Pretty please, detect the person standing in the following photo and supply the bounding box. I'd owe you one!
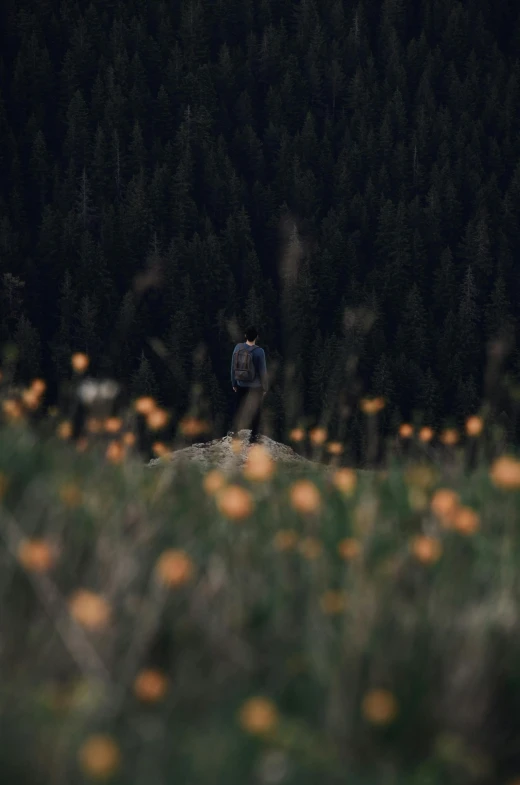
[229,326,268,444]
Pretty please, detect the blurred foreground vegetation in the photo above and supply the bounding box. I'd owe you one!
[2,397,520,785]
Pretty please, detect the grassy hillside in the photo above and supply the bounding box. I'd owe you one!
[2,395,520,785]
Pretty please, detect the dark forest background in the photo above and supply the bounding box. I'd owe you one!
[1,0,520,453]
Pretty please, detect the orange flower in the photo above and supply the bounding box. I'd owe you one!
[440,428,459,446]
[320,590,347,614]
[146,408,169,430]
[337,538,361,560]
[122,431,136,446]
[216,485,254,521]
[289,479,321,514]
[419,426,434,442]
[59,483,83,508]
[134,669,169,702]
[71,353,89,373]
[399,423,414,439]
[490,456,520,489]
[331,468,357,496]
[2,399,24,420]
[78,735,121,779]
[30,378,47,396]
[69,590,111,630]
[57,421,73,439]
[22,388,41,410]
[326,441,344,455]
[309,426,328,445]
[86,417,102,434]
[202,469,226,495]
[360,397,385,415]
[410,535,442,563]
[152,442,169,457]
[17,539,54,573]
[430,488,460,526]
[362,689,398,725]
[238,697,279,735]
[452,505,480,535]
[243,444,275,482]
[298,536,322,560]
[273,529,299,551]
[134,396,156,415]
[155,549,194,587]
[104,417,123,433]
[106,441,124,463]
[179,416,208,437]
[466,416,483,436]
[289,427,305,442]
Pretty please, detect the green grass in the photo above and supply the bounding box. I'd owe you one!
[2,418,520,785]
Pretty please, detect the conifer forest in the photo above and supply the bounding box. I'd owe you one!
[1,0,520,457]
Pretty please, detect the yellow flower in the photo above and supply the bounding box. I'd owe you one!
[419,426,434,442]
[399,423,414,438]
[466,415,483,436]
[239,697,279,735]
[78,735,121,779]
[309,426,327,445]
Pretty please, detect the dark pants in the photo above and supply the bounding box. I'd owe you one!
[233,386,264,441]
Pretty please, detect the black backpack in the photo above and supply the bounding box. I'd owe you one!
[233,344,257,382]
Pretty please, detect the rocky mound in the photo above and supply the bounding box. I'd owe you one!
[148,429,337,477]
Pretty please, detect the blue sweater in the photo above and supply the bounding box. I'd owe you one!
[231,343,268,392]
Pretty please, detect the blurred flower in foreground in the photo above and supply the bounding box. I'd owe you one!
[106,441,125,463]
[298,536,322,560]
[326,441,344,455]
[273,529,298,551]
[490,455,520,489]
[239,697,279,735]
[320,590,347,614]
[216,485,254,521]
[30,378,46,396]
[78,735,120,779]
[57,421,73,439]
[71,352,89,374]
[179,416,209,437]
[337,538,361,560]
[419,426,434,442]
[2,399,24,421]
[289,479,321,514]
[331,468,357,496]
[243,444,275,481]
[146,408,169,430]
[452,505,480,535]
[17,538,55,572]
[309,426,327,445]
[466,415,483,436]
[203,469,226,495]
[59,483,83,508]
[410,535,442,563]
[288,427,305,442]
[398,423,413,438]
[362,688,399,725]
[360,397,385,415]
[430,488,460,526]
[134,669,169,702]
[69,590,111,630]
[134,396,156,415]
[440,428,459,446]
[155,549,194,587]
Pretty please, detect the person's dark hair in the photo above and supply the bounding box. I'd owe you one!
[244,325,258,342]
